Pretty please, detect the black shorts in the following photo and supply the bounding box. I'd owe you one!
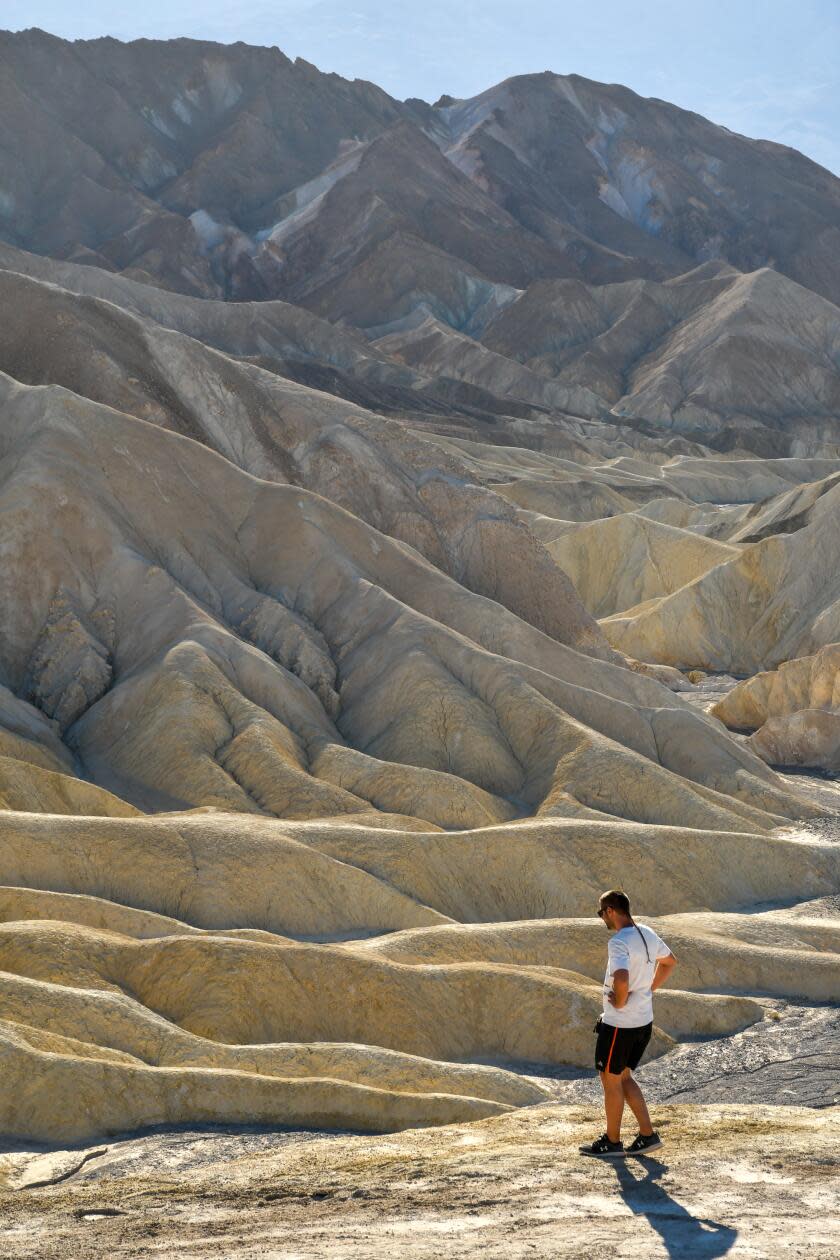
[594,1017,653,1075]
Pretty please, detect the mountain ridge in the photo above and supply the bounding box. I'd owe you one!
[3,28,840,307]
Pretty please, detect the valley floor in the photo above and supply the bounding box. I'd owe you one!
[1,1104,837,1259]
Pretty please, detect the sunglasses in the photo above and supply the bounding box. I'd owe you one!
[597,907,606,918]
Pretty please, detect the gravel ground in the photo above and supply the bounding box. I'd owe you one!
[537,1003,840,1109]
[679,674,744,714]
[1,1105,837,1259]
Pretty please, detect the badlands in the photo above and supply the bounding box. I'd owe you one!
[0,27,839,1257]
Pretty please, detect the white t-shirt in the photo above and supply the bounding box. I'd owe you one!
[601,923,671,1029]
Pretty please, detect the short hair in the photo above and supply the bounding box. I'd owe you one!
[599,889,630,915]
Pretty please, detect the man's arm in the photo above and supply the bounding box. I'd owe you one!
[607,968,630,1008]
[651,952,677,992]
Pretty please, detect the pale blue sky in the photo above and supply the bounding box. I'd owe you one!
[4,1,839,173]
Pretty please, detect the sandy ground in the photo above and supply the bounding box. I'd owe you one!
[0,1104,837,1258]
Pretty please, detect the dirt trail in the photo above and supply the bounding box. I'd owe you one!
[1,1104,837,1258]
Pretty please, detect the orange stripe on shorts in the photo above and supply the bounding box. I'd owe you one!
[605,1026,619,1073]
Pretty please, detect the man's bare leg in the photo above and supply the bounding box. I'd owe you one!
[599,1070,625,1142]
[621,1068,653,1136]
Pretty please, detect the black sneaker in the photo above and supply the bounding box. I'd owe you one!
[626,1131,663,1155]
[579,1133,625,1158]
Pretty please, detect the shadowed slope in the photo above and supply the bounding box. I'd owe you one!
[483,267,840,454]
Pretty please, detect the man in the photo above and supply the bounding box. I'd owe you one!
[579,889,677,1158]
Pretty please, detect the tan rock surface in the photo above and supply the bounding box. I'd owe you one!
[0,276,609,656]
[0,813,449,939]
[0,1030,510,1145]
[747,710,840,772]
[0,243,411,388]
[0,353,837,1148]
[0,918,614,1060]
[711,645,840,770]
[375,315,606,418]
[543,513,738,617]
[3,809,838,927]
[357,912,840,1005]
[0,756,139,817]
[0,974,548,1107]
[602,481,840,671]
[727,472,840,543]
[714,643,840,731]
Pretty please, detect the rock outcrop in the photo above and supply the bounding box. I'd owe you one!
[603,480,840,672]
[713,644,840,770]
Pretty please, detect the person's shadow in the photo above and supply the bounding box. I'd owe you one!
[609,1157,738,1258]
